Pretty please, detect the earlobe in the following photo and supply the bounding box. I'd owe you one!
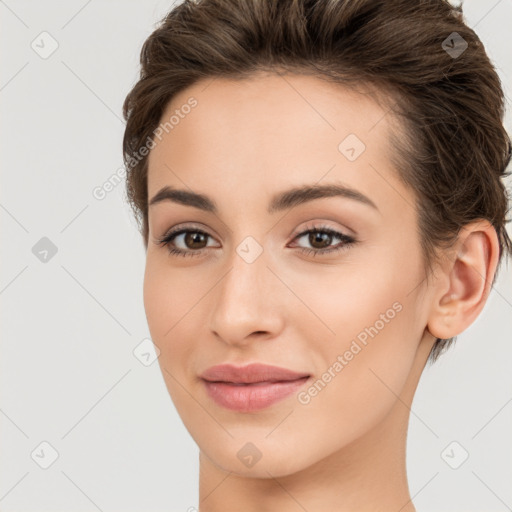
[426,221,499,340]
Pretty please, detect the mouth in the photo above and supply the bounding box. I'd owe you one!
[201,375,311,412]
[200,362,310,385]
[206,377,309,385]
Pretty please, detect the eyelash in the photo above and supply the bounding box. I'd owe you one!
[155,223,357,258]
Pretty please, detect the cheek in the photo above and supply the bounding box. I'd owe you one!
[143,257,199,406]
[290,294,419,453]
[143,258,170,338]
[143,254,210,372]
[143,256,190,378]
[314,240,422,347]
[143,254,198,337]
[287,252,421,407]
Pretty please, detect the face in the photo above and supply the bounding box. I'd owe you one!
[144,71,434,477]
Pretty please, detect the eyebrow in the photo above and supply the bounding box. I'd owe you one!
[148,183,379,214]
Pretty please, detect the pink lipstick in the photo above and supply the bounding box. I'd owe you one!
[200,363,310,412]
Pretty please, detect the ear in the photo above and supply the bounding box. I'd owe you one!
[427,220,500,340]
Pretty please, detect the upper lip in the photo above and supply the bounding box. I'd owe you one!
[200,363,310,384]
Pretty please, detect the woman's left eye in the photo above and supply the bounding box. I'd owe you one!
[290,226,356,257]
[156,225,356,258]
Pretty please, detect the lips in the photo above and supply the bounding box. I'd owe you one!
[200,362,310,384]
[200,363,311,412]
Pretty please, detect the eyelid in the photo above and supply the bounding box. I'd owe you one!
[158,221,350,243]
[158,222,218,242]
[290,221,352,241]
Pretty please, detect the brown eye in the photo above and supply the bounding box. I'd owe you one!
[183,231,208,249]
[156,227,217,257]
[308,231,333,249]
[291,225,357,257]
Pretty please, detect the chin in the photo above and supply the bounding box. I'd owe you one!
[195,430,322,479]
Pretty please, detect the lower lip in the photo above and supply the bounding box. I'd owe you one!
[202,377,310,412]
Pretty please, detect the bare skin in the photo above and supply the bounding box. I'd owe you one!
[143,71,499,511]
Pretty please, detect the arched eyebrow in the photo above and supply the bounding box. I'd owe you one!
[148,183,379,213]
[268,183,378,214]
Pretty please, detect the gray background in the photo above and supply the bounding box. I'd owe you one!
[1,0,511,510]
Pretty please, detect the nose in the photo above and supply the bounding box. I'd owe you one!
[208,246,286,347]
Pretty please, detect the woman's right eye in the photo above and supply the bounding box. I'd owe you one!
[156,228,217,257]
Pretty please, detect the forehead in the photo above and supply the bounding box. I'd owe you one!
[147,72,406,213]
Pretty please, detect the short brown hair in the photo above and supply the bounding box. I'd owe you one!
[122,0,512,364]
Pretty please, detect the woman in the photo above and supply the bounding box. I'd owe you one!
[122,0,511,510]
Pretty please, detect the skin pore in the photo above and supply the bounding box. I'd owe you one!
[143,71,499,512]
